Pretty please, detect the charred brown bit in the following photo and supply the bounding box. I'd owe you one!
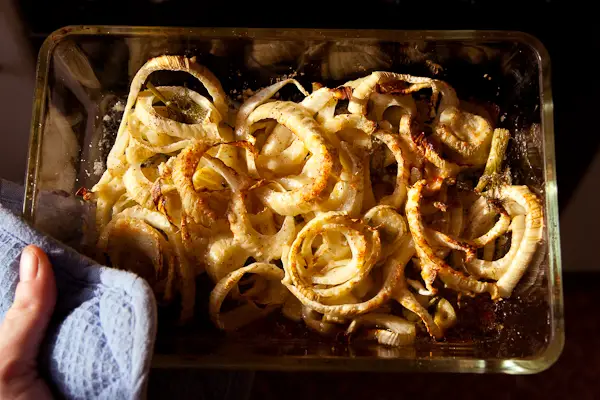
[76,187,94,201]
[376,81,410,94]
[332,85,353,100]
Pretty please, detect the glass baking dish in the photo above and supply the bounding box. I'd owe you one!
[24,26,563,373]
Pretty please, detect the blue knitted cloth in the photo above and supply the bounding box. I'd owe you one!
[0,180,157,399]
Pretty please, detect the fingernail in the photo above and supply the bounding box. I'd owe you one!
[20,248,39,282]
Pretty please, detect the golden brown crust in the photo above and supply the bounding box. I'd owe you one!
[91,63,544,343]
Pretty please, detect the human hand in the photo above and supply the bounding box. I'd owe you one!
[0,245,57,400]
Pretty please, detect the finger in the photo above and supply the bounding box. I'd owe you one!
[0,245,57,366]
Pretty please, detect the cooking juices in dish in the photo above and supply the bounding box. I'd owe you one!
[87,54,544,347]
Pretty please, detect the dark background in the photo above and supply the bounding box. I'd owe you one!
[11,0,600,398]
[15,0,599,211]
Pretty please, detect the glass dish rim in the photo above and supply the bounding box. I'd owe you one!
[24,25,564,374]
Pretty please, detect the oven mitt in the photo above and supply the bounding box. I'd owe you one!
[0,180,157,400]
[0,179,255,400]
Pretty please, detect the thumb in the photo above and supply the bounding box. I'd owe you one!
[0,245,57,371]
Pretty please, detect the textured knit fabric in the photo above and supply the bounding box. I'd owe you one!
[0,182,157,400]
[0,180,256,400]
